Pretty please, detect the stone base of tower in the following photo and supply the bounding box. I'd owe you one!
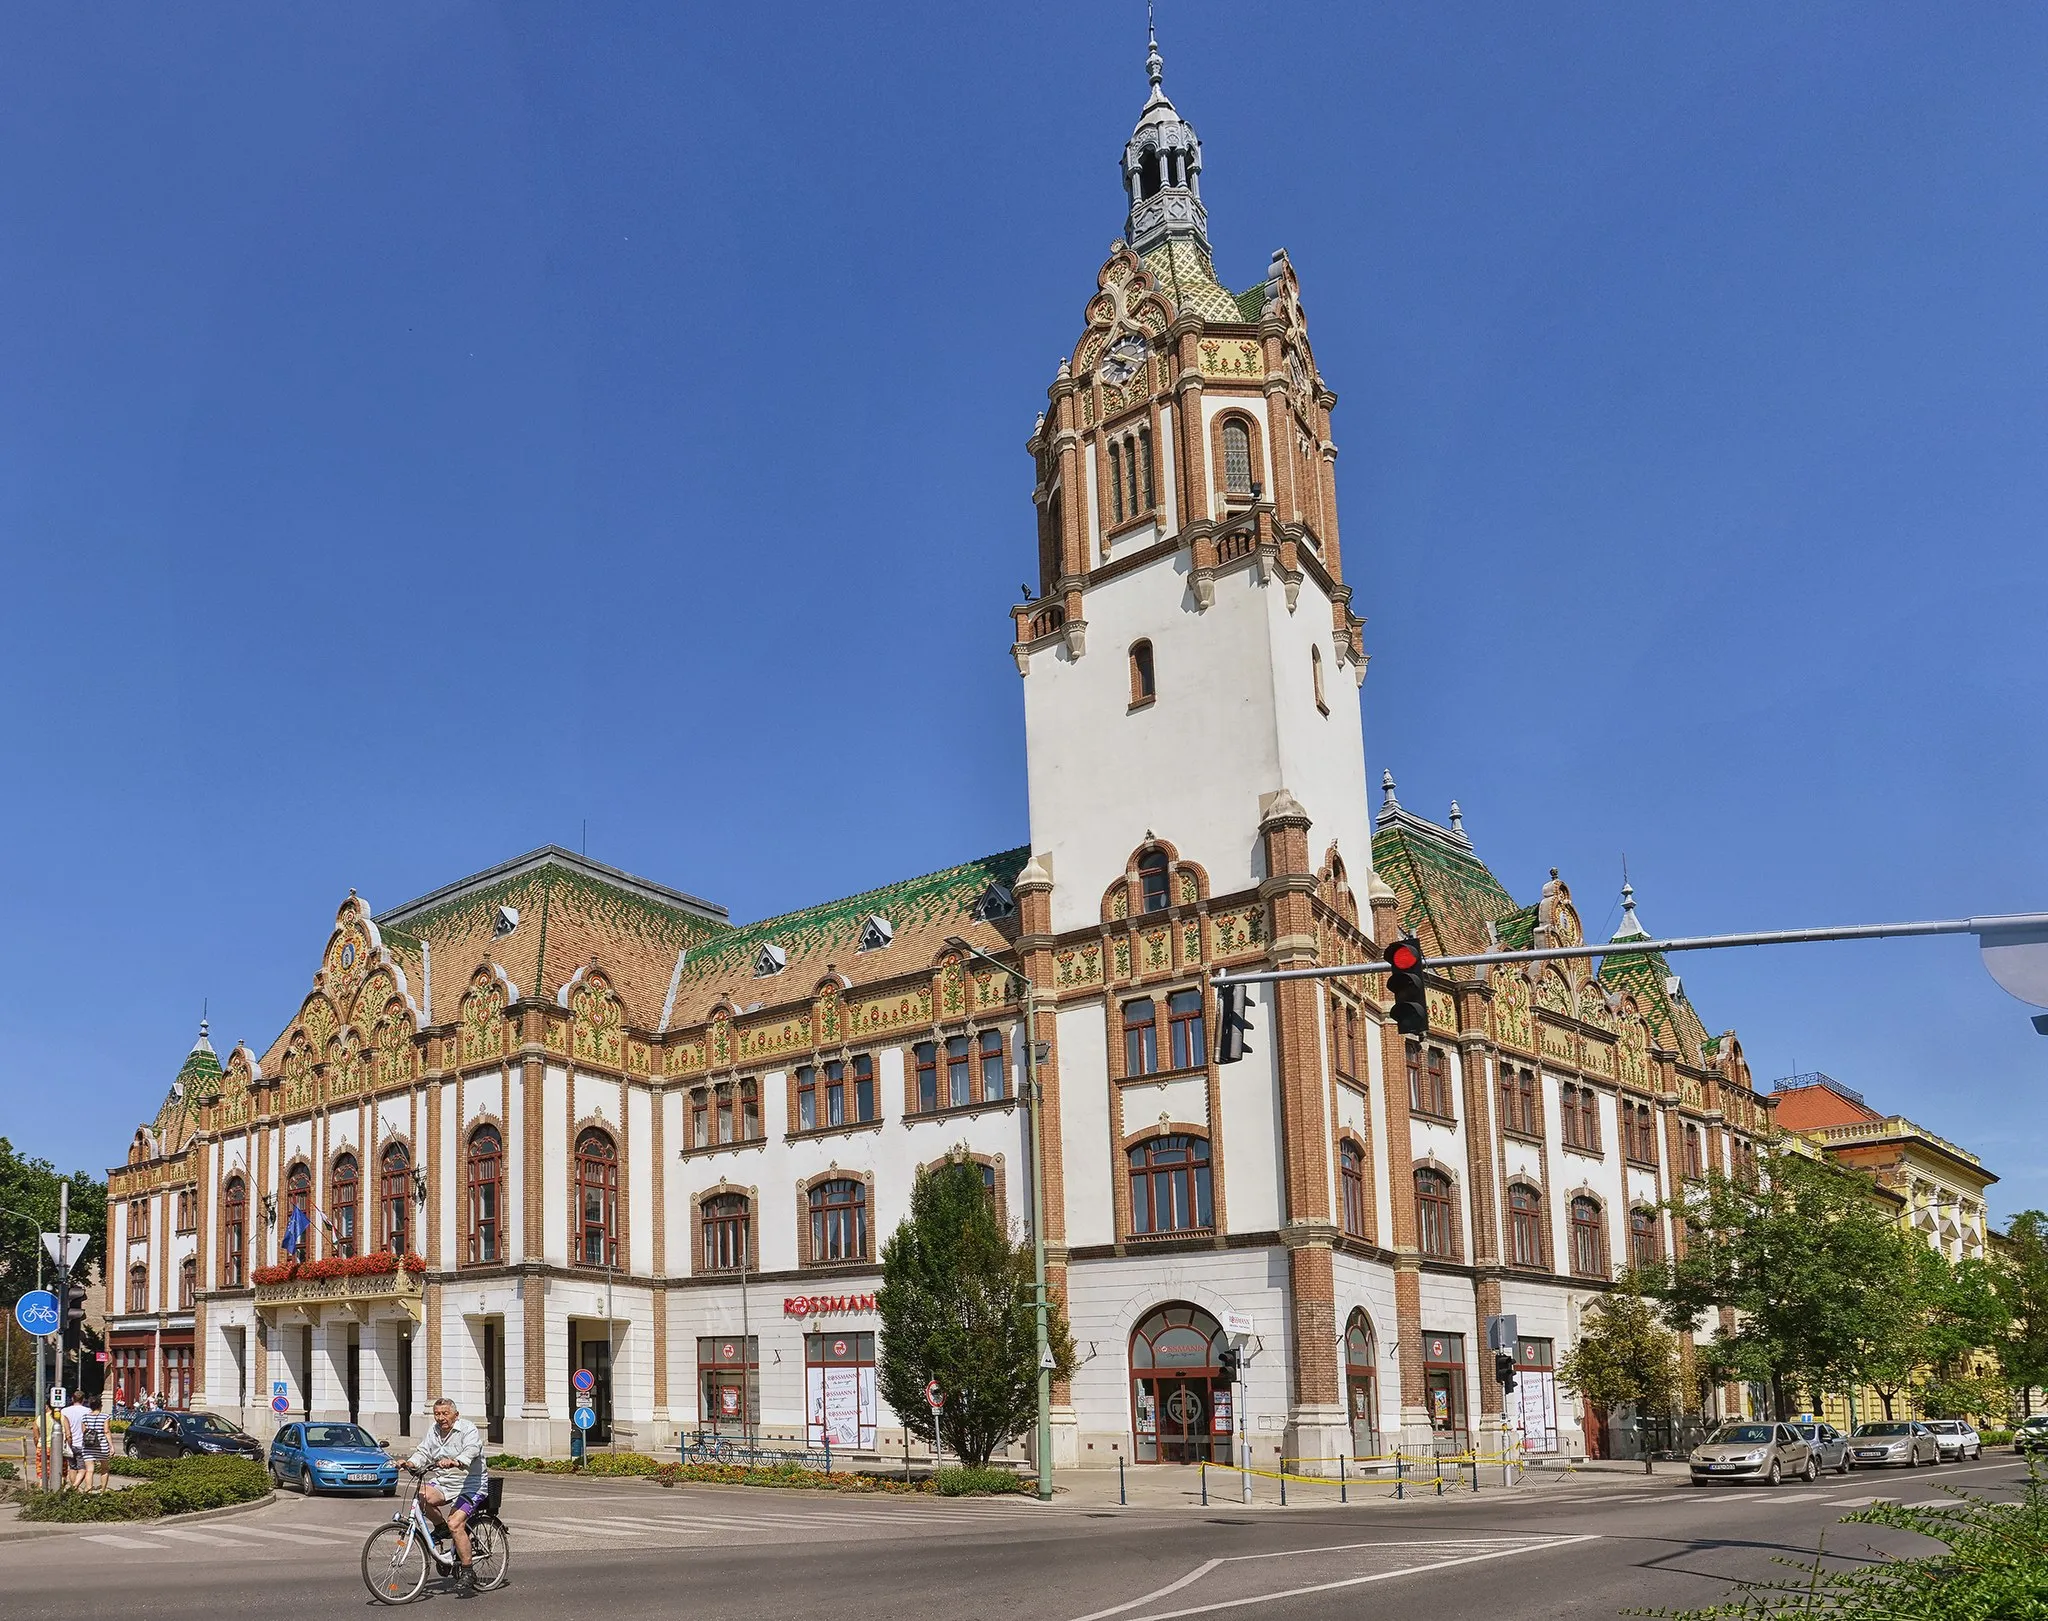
[1399,1405,1438,1460]
[1284,1405,1351,1476]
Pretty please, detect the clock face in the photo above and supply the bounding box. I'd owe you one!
[1099,334,1147,388]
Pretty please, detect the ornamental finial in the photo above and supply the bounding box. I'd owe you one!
[1380,767,1398,810]
[1146,1,1163,92]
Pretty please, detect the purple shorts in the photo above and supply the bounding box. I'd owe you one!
[449,1491,484,1520]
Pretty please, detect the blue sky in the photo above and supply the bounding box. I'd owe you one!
[3,4,2043,1214]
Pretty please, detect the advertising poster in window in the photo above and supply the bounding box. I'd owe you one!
[806,1365,878,1449]
[1516,1371,1559,1453]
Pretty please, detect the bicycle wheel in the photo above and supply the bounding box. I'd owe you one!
[468,1515,511,1591]
[362,1523,429,1605]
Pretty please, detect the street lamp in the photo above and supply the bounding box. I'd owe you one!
[947,935,1054,1503]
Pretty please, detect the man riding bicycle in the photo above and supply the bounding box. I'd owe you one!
[402,1397,485,1592]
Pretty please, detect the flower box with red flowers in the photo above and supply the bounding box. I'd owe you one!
[251,1252,427,1309]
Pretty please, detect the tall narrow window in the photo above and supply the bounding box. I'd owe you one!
[1570,1197,1606,1279]
[1683,1123,1703,1181]
[1508,1184,1544,1268]
[808,1178,868,1263]
[914,1042,938,1113]
[1425,1048,1451,1119]
[222,1175,246,1287]
[179,1256,196,1311]
[824,1060,848,1126]
[945,1036,972,1107]
[284,1162,311,1258]
[1517,1069,1541,1137]
[1123,432,1140,517]
[978,1031,1006,1102]
[128,1263,148,1314]
[380,1144,412,1256]
[1339,1143,1366,1238]
[1223,419,1252,494]
[1415,1170,1456,1259]
[1109,440,1126,523]
[1405,1041,1423,1114]
[1139,427,1155,510]
[796,1065,818,1131]
[130,1198,150,1245]
[1123,997,1159,1076]
[330,1153,359,1259]
[575,1128,618,1268]
[1629,1207,1661,1270]
[1167,989,1205,1071]
[466,1125,502,1265]
[1130,640,1156,705]
[1128,1135,1213,1235]
[715,1084,736,1144]
[1137,848,1170,912]
[852,1054,876,1121]
[740,1077,762,1140]
[691,1087,710,1148]
[702,1194,750,1274]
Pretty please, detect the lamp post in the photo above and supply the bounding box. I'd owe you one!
[947,936,1054,1502]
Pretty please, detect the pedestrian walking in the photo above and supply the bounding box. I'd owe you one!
[59,1392,90,1492]
[82,1394,111,1493]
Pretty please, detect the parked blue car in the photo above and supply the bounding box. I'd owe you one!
[266,1421,398,1496]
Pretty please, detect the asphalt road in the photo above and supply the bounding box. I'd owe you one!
[1,1454,2031,1620]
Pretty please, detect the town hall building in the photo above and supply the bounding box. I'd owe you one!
[105,32,1766,1469]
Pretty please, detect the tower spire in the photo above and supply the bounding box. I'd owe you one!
[1122,5,1208,256]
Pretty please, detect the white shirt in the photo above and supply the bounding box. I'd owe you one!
[407,1418,485,1497]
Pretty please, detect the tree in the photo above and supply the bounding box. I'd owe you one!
[876,1160,1076,1469]
[1993,1210,2048,1418]
[1649,1145,1904,1419]
[1557,1281,1684,1474]
[0,1137,107,1412]
[1848,1234,1950,1420]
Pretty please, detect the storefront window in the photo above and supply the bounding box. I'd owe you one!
[1129,1303,1227,1465]
[697,1336,759,1436]
[1422,1331,1468,1454]
[1515,1338,1559,1453]
[805,1332,877,1449]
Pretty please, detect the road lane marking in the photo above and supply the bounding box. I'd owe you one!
[232,1524,361,1545]
[81,1534,160,1549]
[1067,1534,1598,1621]
[143,1527,265,1547]
[1900,1499,1959,1508]
[520,1517,649,1537]
[1824,1495,1896,1508]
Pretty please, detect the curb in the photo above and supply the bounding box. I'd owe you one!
[0,1490,280,1542]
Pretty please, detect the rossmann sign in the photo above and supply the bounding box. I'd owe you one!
[783,1293,877,1318]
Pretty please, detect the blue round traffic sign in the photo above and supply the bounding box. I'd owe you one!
[271,1395,290,1415]
[572,1368,595,1393]
[573,1406,596,1429]
[13,1290,58,1338]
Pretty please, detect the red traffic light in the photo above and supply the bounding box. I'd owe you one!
[1385,938,1423,973]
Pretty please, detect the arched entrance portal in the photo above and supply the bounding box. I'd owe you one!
[1130,1304,1226,1464]
[1345,1310,1381,1459]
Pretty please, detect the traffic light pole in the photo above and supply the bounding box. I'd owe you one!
[1211,910,2048,988]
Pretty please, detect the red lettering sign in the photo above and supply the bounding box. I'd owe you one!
[783,1292,876,1317]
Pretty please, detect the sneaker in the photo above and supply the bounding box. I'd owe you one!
[455,1565,476,1595]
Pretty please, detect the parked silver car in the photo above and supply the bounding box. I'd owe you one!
[1689,1422,1817,1487]
[1923,1419,1981,1461]
[1848,1421,1941,1467]
[1788,1422,1852,1474]
[2015,1415,2048,1455]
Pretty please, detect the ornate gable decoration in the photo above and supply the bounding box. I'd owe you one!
[570,972,624,1068]
[460,968,510,1064]
[1074,245,1175,425]
[1491,966,1534,1052]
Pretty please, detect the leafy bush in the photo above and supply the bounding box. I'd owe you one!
[154,1455,269,1514]
[108,1456,169,1479]
[1630,1459,2048,1619]
[0,1460,16,1481]
[1983,1430,2016,1447]
[934,1466,1025,1496]
[18,1486,164,1522]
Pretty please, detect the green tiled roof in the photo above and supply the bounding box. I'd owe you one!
[1494,904,1538,950]
[677,848,1030,985]
[1370,824,1521,960]
[1599,941,1712,1058]
[1233,286,1268,321]
[1139,240,1247,324]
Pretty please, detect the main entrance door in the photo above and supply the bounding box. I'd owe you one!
[1344,1310,1380,1459]
[1130,1304,1226,1464]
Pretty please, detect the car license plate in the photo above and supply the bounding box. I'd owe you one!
[1707,1464,1735,1471]
[346,1472,379,1483]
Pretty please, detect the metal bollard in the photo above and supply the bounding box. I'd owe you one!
[1339,1452,1347,1505]
[1280,1463,1287,1506]
[1394,1449,1404,1501]
[1119,1452,1126,1507]
[823,1436,831,1474]
[1201,1460,1208,1506]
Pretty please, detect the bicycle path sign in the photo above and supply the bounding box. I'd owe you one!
[14,1290,58,1337]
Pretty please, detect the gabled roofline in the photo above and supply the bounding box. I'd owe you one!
[374,846,728,930]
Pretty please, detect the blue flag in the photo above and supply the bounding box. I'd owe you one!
[282,1203,310,1258]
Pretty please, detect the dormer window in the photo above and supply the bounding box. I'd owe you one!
[857,916,894,953]
[971,884,1016,922]
[1138,849,1171,914]
[753,944,787,978]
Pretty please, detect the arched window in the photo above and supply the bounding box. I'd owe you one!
[1130,640,1156,705]
[222,1175,246,1287]
[1507,1183,1544,1268]
[978,1031,1006,1101]
[466,1125,502,1265]
[1122,997,1159,1076]
[702,1193,750,1273]
[575,1128,618,1268]
[1222,419,1252,494]
[1629,1206,1661,1270]
[330,1153,359,1258]
[379,1143,412,1256]
[1139,147,1161,199]
[1570,1196,1606,1279]
[1339,1142,1366,1238]
[1137,849,1170,913]
[179,1255,196,1311]
[1344,1310,1381,1458]
[808,1178,868,1263]
[1129,1303,1225,1464]
[1415,1169,1456,1259]
[1127,1134,1213,1236]
[284,1162,312,1258]
[128,1263,148,1314]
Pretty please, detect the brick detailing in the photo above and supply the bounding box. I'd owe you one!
[521,1059,544,1259]
[1393,1264,1426,1409]
[652,1284,668,1413]
[1288,1244,1339,1406]
[523,1276,547,1406]
[1474,1275,1504,1418]
[425,1281,442,1399]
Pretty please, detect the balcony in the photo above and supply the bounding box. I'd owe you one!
[252,1255,426,1320]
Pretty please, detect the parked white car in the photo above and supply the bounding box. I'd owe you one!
[1848,1421,1941,1467]
[1923,1419,1981,1461]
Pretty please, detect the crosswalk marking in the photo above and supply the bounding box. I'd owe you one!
[519,1516,655,1537]
[144,1526,265,1547]
[1899,1499,1957,1509]
[1824,1495,1895,1508]
[81,1533,161,1549]
[230,1524,359,1546]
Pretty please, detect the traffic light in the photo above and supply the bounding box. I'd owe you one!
[1217,1346,1242,1386]
[1493,1348,1516,1395]
[1216,982,1255,1065]
[1385,937,1428,1037]
[61,1278,88,1352]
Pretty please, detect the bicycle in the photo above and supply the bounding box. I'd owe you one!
[680,1431,739,1466]
[362,1474,510,1603]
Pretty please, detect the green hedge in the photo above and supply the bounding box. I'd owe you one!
[1981,1429,2015,1447]
[18,1487,164,1522]
[108,1455,170,1479]
[934,1466,1026,1496]
[481,1449,1024,1496]
[154,1455,269,1514]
